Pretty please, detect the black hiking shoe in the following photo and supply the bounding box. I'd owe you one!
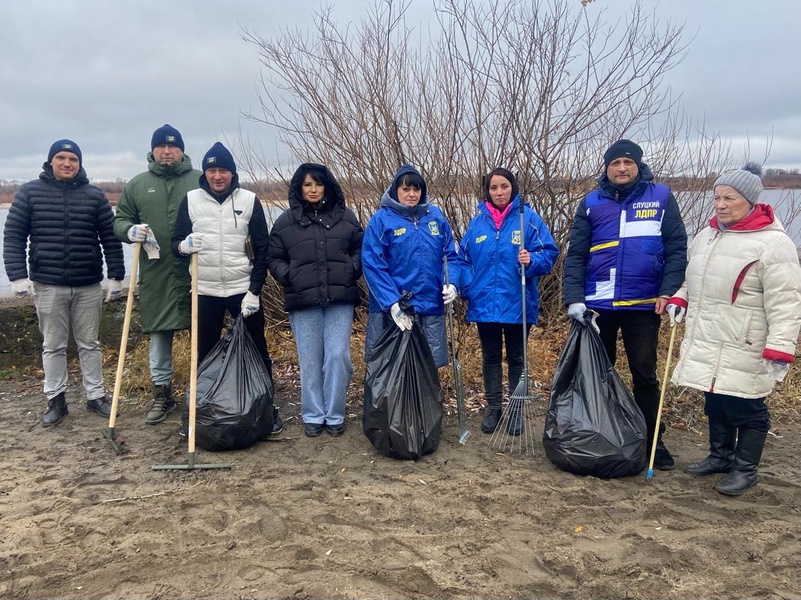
[42,393,68,427]
[326,422,345,437]
[303,422,324,437]
[481,406,502,434]
[654,439,675,471]
[271,406,283,435]
[146,384,175,425]
[506,409,524,437]
[86,396,113,418]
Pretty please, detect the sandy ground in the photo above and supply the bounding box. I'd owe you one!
[1,362,799,600]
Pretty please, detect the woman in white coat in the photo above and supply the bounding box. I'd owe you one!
[666,163,801,496]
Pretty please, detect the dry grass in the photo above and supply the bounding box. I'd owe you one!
[102,305,800,425]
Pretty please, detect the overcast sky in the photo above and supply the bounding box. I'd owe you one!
[1,0,799,182]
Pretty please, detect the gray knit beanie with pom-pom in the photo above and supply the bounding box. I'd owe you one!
[714,162,764,206]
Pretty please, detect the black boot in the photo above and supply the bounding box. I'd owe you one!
[145,383,175,425]
[506,403,524,436]
[42,393,68,427]
[480,363,503,434]
[715,429,767,496]
[686,417,735,475]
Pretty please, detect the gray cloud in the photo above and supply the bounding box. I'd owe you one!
[1,0,798,181]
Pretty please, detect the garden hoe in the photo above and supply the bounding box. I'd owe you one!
[489,193,540,455]
[647,321,677,479]
[444,256,470,445]
[105,242,140,455]
[152,254,232,471]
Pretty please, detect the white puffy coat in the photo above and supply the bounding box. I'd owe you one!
[187,187,255,297]
[670,205,801,398]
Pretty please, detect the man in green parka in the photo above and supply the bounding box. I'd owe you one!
[114,124,201,425]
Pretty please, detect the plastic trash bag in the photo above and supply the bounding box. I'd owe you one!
[543,320,647,478]
[182,315,274,451]
[363,319,443,460]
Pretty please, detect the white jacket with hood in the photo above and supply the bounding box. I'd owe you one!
[670,204,801,398]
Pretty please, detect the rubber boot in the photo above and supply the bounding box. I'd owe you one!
[145,383,175,425]
[481,364,503,434]
[42,393,68,427]
[685,417,736,475]
[715,429,767,496]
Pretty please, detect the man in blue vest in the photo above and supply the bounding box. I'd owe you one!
[563,139,687,470]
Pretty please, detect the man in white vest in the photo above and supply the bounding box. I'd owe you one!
[172,142,282,434]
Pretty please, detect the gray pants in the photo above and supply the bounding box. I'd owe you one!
[33,282,105,401]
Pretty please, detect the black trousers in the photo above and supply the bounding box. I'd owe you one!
[595,309,664,443]
[704,392,770,432]
[197,293,273,380]
[476,322,532,406]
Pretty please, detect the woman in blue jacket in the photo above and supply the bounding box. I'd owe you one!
[460,168,559,435]
[362,164,460,368]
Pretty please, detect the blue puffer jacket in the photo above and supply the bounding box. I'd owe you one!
[461,197,559,324]
[563,163,687,310]
[362,166,462,316]
[4,164,125,286]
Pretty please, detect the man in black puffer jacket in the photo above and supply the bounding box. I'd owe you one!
[3,139,125,427]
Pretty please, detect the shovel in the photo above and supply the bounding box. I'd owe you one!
[104,242,140,455]
[444,256,470,445]
[152,253,232,471]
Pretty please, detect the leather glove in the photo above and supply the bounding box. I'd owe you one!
[105,279,123,303]
[11,279,33,297]
[666,303,686,326]
[442,284,458,305]
[128,223,150,243]
[391,302,413,331]
[764,359,790,383]
[240,291,260,318]
[179,232,203,254]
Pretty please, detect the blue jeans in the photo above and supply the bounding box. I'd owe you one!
[289,304,354,426]
[149,330,175,386]
[32,282,105,401]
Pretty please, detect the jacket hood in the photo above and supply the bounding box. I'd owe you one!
[381,164,430,218]
[288,163,346,220]
[147,153,196,178]
[710,203,776,232]
[40,162,89,187]
[597,161,654,201]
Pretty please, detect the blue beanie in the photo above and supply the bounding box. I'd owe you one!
[48,139,82,166]
[604,139,643,168]
[151,124,185,152]
[202,142,236,175]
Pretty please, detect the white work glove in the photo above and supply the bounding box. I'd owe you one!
[128,223,151,243]
[442,284,458,305]
[666,303,686,326]
[567,302,587,321]
[567,302,600,334]
[391,302,413,331]
[11,279,33,297]
[764,359,790,383]
[105,279,123,303]
[179,232,203,254]
[143,237,160,260]
[240,291,260,318]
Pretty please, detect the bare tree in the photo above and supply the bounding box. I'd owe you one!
[240,0,763,322]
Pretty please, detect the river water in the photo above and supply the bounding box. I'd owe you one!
[0,190,798,296]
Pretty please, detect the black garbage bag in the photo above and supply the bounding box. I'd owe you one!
[543,320,647,478]
[182,315,274,451]
[363,319,443,460]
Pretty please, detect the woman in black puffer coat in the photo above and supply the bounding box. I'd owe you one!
[267,163,363,437]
